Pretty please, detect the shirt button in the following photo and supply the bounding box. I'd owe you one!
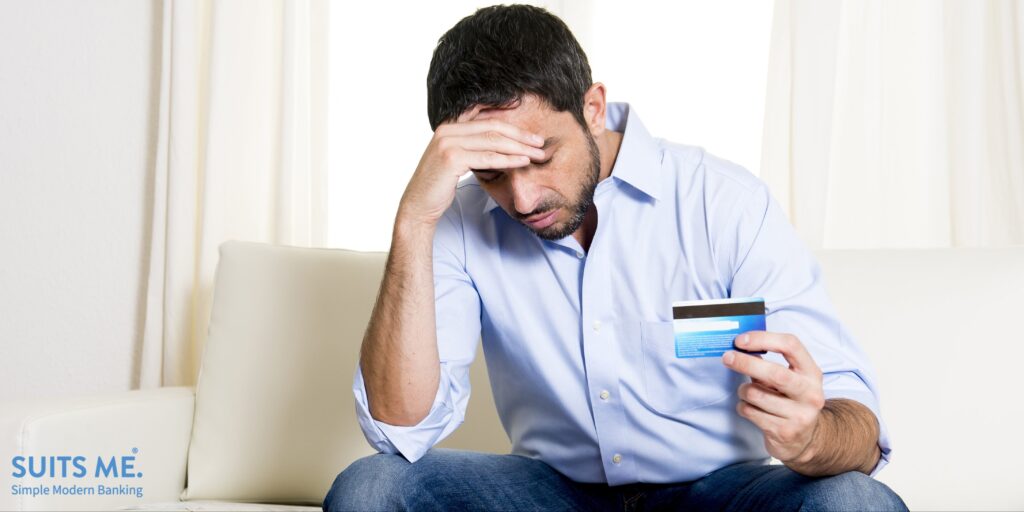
[599,390,610,401]
[592,320,601,332]
[612,454,622,464]
[576,251,584,258]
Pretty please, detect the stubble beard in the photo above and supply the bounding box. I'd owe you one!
[529,133,602,241]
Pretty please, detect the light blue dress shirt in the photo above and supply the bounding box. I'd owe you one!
[353,102,892,485]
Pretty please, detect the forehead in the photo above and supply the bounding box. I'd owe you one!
[470,95,576,137]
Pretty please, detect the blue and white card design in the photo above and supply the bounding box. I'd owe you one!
[672,297,767,358]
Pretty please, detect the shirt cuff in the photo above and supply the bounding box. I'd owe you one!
[352,362,463,463]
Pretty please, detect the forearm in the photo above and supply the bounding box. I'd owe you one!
[785,398,881,477]
[359,217,441,426]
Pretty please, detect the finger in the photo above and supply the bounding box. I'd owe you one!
[459,150,531,171]
[443,119,545,147]
[738,382,799,418]
[455,132,547,160]
[752,377,783,396]
[723,351,806,399]
[735,331,819,377]
[736,399,783,432]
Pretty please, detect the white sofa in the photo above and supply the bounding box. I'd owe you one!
[2,241,1022,511]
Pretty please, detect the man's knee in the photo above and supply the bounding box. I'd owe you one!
[804,471,908,512]
[322,449,493,512]
[322,452,412,512]
[323,448,576,511]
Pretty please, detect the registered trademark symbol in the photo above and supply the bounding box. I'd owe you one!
[132,447,139,454]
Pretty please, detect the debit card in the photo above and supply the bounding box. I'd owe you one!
[672,297,766,358]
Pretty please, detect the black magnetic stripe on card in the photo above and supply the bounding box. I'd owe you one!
[672,301,765,319]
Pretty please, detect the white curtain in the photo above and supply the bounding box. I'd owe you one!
[761,0,1024,249]
[140,0,328,388]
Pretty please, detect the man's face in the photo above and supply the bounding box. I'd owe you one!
[469,95,601,241]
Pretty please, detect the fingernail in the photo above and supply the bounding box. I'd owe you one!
[533,134,544,144]
[723,351,735,364]
[736,334,748,346]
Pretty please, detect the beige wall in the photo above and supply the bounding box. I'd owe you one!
[0,0,161,402]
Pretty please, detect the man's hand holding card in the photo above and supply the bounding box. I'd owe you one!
[672,297,827,471]
[724,330,826,468]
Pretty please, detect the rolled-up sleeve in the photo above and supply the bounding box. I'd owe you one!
[352,198,482,463]
[719,182,893,477]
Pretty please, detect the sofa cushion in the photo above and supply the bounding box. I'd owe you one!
[183,241,385,503]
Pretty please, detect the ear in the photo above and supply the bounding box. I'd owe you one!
[582,82,608,137]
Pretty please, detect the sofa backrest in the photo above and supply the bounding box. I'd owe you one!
[184,241,386,504]
[814,248,1024,511]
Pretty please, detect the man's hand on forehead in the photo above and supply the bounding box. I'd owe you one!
[467,106,559,174]
[396,102,547,226]
[434,106,551,173]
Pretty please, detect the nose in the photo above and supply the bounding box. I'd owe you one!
[509,172,543,216]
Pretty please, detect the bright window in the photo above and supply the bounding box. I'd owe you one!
[327,1,772,250]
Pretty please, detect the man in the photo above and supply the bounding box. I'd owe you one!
[325,5,907,511]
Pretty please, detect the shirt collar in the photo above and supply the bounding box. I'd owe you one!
[483,101,661,214]
[604,102,662,200]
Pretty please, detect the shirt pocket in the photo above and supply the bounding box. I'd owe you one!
[639,320,745,416]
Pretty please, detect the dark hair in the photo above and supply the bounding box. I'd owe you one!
[426,4,593,131]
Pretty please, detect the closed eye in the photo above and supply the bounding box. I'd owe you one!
[474,170,502,183]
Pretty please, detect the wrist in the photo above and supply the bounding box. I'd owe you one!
[791,414,825,466]
[783,403,831,476]
[393,212,437,242]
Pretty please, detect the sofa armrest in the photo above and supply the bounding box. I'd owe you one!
[0,387,195,511]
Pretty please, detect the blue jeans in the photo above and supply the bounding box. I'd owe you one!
[323,448,907,511]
